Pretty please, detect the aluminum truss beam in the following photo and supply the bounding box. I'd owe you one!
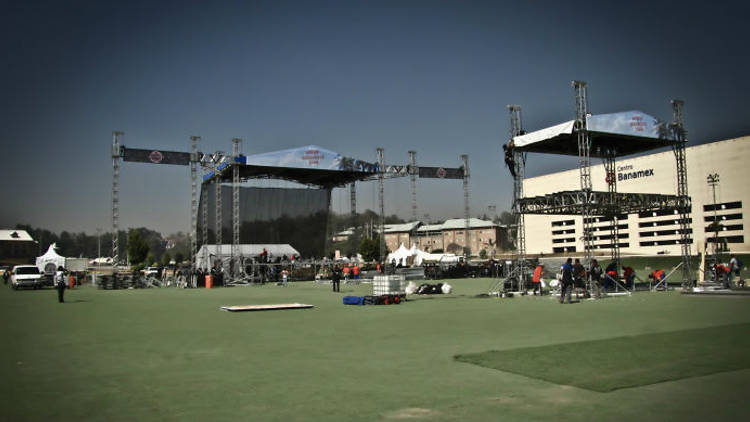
[518,191,685,216]
[573,81,595,268]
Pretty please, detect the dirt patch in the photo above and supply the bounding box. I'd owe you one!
[384,407,439,419]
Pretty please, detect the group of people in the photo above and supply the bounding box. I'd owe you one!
[555,258,643,303]
[713,254,745,289]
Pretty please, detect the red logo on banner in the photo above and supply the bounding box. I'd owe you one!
[149,150,164,164]
[605,171,615,185]
[436,167,447,178]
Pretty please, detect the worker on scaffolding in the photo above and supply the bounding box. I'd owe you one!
[503,142,516,178]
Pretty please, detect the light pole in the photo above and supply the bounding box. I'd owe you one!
[706,173,720,279]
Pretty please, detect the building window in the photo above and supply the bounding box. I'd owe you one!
[703,201,742,212]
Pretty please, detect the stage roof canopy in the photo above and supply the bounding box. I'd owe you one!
[513,111,676,158]
[205,145,378,188]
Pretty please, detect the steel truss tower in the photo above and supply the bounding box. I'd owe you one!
[190,136,200,267]
[232,138,242,275]
[409,151,418,222]
[462,154,470,260]
[602,147,620,273]
[215,166,223,247]
[508,105,528,290]
[377,148,385,264]
[670,100,694,287]
[573,81,595,271]
[349,182,356,219]
[111,131,123,264]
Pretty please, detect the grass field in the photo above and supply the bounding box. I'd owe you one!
[2,279,750,421]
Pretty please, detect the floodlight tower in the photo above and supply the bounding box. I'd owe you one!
[707,173,720,278]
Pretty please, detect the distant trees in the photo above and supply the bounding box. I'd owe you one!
[127,230,150,265]
[358,235,381,262]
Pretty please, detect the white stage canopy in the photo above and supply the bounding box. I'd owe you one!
[512,111,674,157]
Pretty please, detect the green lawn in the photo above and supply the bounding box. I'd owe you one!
[2,279,750,421]
[456,323,750,392]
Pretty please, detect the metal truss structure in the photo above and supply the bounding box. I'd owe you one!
[503,81,694,292]
[112,135,470,281]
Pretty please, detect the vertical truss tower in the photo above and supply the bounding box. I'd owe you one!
[377,148,386,263]
[670,100,694,287]
[232,138,242,274]
[111,131,123,264]
[508,105,528,290]
[573,81,595,268]
[190,136,200,265]
[409,151,418,223]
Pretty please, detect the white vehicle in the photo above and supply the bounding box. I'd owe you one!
[142,267,161,278]
[11,265,43,290]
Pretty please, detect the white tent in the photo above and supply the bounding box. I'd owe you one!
[386,243,412,266]
[387,243,460,267]
[194,244,300,269]
[36,243,66,273]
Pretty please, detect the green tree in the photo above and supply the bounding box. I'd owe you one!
[358,235,381,262]
[161,252,171,266]
[127,229,150,265]
[145,253,156,266]
[479,249,487,259]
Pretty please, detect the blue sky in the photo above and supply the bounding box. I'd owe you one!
[1,0,748,234]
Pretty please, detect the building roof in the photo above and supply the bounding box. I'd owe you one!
[416,224,444,232]
[440,218,497,230]
[0,230,34,242]
[382,222,421,233]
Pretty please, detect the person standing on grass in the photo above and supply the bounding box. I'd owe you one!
[730,254,744,287]
[55,266,66,303]
[2,268,9,285]
[560,258,573,304]
[590,259,603,299]
[331,266,341,292]
[281,269,289,287]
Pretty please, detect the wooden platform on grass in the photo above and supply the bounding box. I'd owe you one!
[220,303,314,312]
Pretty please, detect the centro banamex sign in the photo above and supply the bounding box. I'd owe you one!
[617,164,655,181]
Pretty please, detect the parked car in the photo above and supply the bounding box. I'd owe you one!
[11,265,43,290]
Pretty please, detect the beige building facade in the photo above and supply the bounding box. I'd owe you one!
[384,219,508,257]
[523,136,750,255]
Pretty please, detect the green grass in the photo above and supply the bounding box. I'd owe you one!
[2,279,750,421]
[456,323,750,392]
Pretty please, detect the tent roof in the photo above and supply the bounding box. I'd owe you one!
[513,111,676,158]
[0,230,34,242]
[38,243,64,260]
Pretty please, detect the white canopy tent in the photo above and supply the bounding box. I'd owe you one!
[194,244,300,270]
[387,243,460,267]
[36,243,66,273]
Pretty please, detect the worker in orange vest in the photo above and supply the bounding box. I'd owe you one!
[68,273,75,289]
[342,265,350,282]
[531,264,543,295]
[352,264,360,280]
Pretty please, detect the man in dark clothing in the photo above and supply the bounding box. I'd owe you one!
[590,259,603,299]
[331,267,341,292]
[503,143,516,178]
[560,258,574,304]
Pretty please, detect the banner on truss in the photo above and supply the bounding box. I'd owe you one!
[586,111,667,139]
[418,166,465,179]
[122,148,192,165]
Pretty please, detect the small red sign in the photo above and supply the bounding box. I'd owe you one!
[149,150,163,164]
[436,167,447,178]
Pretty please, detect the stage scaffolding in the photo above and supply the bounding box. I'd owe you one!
[504,81,694,292]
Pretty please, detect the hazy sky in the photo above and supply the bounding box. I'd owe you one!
[2,0,749,235]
